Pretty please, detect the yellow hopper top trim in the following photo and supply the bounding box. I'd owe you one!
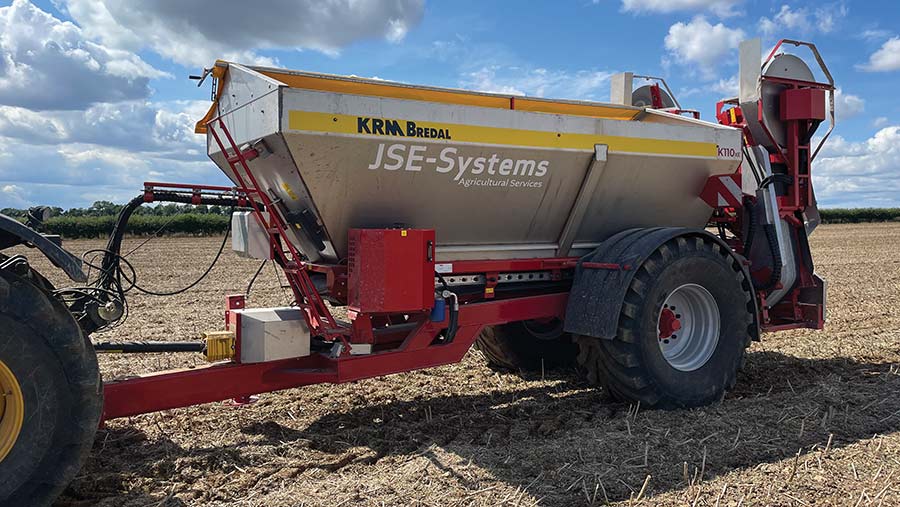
[260,69,641,121]
[195,63,643,134]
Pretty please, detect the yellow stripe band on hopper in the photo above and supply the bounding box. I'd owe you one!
[288,111,718,158]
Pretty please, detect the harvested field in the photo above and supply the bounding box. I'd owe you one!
[16,223,900,506]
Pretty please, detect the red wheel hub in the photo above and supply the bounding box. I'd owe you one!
[658,308,682,339]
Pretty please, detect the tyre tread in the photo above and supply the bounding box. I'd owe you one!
[475,321,577,372]
[575,234,754,409]
[0,272,102,507]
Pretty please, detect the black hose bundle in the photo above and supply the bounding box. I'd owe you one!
[759,223,783,291]
[57,192,246,333]
[742,197,756,256]
[434,272,459,343]
[738,197,782,293]
[443,291,459,343]
[759,173,793,190]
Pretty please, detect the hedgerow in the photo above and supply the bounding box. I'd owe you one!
[818,208,900,223]
[44,214,230,238]
[14,208,900,239]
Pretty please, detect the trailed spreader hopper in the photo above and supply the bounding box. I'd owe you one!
[198,63,743,262]
[1,38,836,506]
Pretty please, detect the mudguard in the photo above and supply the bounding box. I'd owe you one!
[563,227,759,340]
[0,214,87,282]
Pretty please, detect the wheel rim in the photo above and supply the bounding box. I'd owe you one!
[657,283,720,372]
[0,359,24,462]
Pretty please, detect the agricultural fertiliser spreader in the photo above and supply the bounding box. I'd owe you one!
[0,39,834,505]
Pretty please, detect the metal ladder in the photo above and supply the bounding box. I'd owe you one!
[205,118,341,338]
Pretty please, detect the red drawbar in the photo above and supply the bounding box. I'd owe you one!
[101,292,568,421]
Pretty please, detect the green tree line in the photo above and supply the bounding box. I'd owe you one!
[819,208,900,223]
[1,201,231,238]
[44,214,230,238]
[1,200,234,219]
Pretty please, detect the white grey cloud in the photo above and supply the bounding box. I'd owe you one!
[460,66,615,101]
[758,4,847,36]
[664,17,745,79]
[0,97,215,206]
[0,0,167,110]
[0,135,226,208]
[813,7,840,33]
[861,29,891,41]
[860,36,900,72]
[620,0,742,17]
[0,100,208,157]
[56,0,425,68]
[711,76,739,98]
[0,181,157,210]
[834,88,864,120]
[760,5,808,34]
[0,183,29,208]
[815,126,900,207]
[0,1,214,209]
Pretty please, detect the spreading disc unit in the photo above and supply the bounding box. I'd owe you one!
[742,52,817,150]
[631,84,676,109]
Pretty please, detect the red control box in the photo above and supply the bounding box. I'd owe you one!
[780,88,826,121]
[348,228,436,314]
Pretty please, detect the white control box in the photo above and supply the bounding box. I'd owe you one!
[231,211,272,259]
[235,307,310,363]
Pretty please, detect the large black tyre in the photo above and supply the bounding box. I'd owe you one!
[475,320,578,372]
[575,235,754,409]
[0,270,103,507]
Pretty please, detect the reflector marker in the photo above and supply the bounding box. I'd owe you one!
[700,173,744,209]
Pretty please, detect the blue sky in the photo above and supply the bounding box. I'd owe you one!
[0,0,898,209]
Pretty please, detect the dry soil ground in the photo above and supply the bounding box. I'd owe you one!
[16,223,900,506]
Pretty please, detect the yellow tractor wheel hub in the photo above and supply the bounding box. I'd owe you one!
[0,359,24,462]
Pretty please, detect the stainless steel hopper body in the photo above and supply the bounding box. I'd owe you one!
[206,64,742,263]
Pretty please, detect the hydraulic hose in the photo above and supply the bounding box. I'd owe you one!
[742,197,756,257]
[98,191,249,289]
[441,289,459,343]
[754,174,790,292]
[759,223,783,291]
[759,173,793,190]
[62,191,253,333]
[93,341,204,353]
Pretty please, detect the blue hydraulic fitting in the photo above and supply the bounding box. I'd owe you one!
[430,296,446,322]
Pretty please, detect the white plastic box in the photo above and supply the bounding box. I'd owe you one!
[234,307,310,363]
[231,211,272,260]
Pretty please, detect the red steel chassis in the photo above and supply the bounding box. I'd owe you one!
[102,122,585,421]
[100,40,830,421]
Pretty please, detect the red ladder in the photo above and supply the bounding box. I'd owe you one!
[206,118,342,338]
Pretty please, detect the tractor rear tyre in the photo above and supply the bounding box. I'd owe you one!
[575,236,754,409]
[475,320,578,372]
[0,270,103,507]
